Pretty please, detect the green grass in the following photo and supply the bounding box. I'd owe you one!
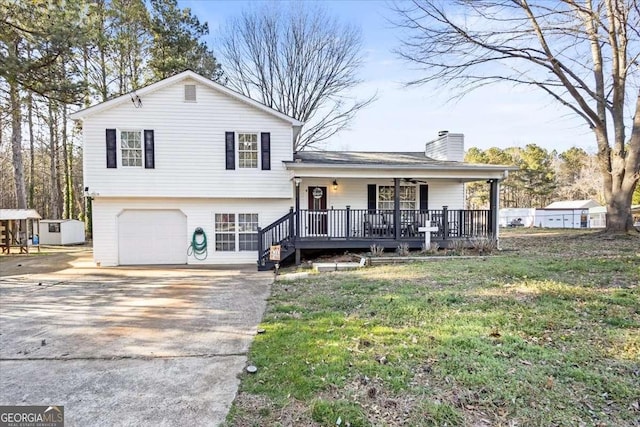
[227,230,640,426]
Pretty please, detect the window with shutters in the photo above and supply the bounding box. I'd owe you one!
[237,133,258,168]
[377,186,416,210]
[120,130,143,167]
[215,213,259,252]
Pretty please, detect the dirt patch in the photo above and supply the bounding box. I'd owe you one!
[0,247,93,277]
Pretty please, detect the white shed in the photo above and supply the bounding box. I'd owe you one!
[39,219,85,245]
[536,200,601,228]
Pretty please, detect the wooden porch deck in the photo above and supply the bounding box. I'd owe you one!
[257,207,495,270]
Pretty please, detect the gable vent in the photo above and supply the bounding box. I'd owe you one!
[184,84,196,102]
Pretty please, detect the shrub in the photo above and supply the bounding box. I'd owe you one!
[450,239,467,255]
[421,241,440,255]
[369,243,384,257]
[396,242,410,256]
[470,236,498,254]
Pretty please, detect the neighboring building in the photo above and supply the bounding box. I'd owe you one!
[0,209,41,254]
[71,70,514,269]
[535,200,601,229]
[39,219,85,245]
[588,206,607,228]
[499,208,536,228]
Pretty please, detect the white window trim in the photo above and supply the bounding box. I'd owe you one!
[214,212,259,252]
[118,129,144,168]
[377,185,417,210]
[184,84,197,103]
[236,131,260,169]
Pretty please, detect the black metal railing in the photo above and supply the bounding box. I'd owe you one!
[296,207,491,240]
[257,208,296,268]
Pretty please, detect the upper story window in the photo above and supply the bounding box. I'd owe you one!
[378,186,416,210]
[120,130,142,167]
[238,133,258,168]
[184,84,196,102]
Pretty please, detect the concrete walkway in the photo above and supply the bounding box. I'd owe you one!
[0,250,272,427]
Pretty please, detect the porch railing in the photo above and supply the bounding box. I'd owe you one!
[297,207,491,240]
[257,208,296,269]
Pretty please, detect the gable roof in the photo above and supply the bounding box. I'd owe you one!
[287,151,515,171]
[69,70,304,126]
[545,200,600,209]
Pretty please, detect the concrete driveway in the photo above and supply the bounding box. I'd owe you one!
[0,249,272,426]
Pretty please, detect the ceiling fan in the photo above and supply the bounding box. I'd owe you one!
[403,178,428,184]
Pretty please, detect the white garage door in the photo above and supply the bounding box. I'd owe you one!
[118,210,187,265]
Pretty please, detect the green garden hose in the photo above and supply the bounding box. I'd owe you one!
[187,227,208,260]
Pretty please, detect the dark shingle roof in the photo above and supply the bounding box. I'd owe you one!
[291,151,456,166]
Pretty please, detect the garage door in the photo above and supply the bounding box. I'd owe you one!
[118,210,187,265]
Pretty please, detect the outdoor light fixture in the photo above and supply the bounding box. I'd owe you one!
[332,180,338,190]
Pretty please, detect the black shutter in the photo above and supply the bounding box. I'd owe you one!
[106,129,117,168]
[260,132,271,170]
[367,184,376,212]
[225,132,235,170]
[420,184,429,210]
[144,130,155,169]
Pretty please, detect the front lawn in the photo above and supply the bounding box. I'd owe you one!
[227,229,640,426]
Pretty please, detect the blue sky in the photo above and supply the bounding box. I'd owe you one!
[180,0,596,154]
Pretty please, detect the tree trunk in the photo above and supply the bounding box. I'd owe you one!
[9,78,27,210]
[27,91,35,208]
[48,100,61,219]
[62,104,74,219]
[604,93,640,233]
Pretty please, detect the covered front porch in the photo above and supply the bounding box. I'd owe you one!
[257,176,501,270]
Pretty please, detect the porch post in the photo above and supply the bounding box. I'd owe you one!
[489,179,499,237]
[394,178,401,240]
[294,178,301,265]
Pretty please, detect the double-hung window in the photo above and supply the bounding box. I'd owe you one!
[215,214,236,251]
[238,133,258,168]
[238,214,258,251]
[120,130,143,167]
[377,186,417,210]
[215,213,259,251]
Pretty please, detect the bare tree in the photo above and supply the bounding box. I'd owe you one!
[220,4,375,151]
[392,0,640,233]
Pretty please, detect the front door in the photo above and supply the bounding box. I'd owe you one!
[308,186,327,235]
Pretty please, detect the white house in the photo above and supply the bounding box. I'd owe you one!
[39,219,85,245]
[535,200,601,229]
[71,70,513,269]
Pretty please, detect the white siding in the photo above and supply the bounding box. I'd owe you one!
[92,197,292,266]
[39,220,85,245]
[298,178,464,210]
[81,78,294,199]
[425,133,464,162]
[535,209,588,228]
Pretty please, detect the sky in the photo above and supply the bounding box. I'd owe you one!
[180,0,597,154]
